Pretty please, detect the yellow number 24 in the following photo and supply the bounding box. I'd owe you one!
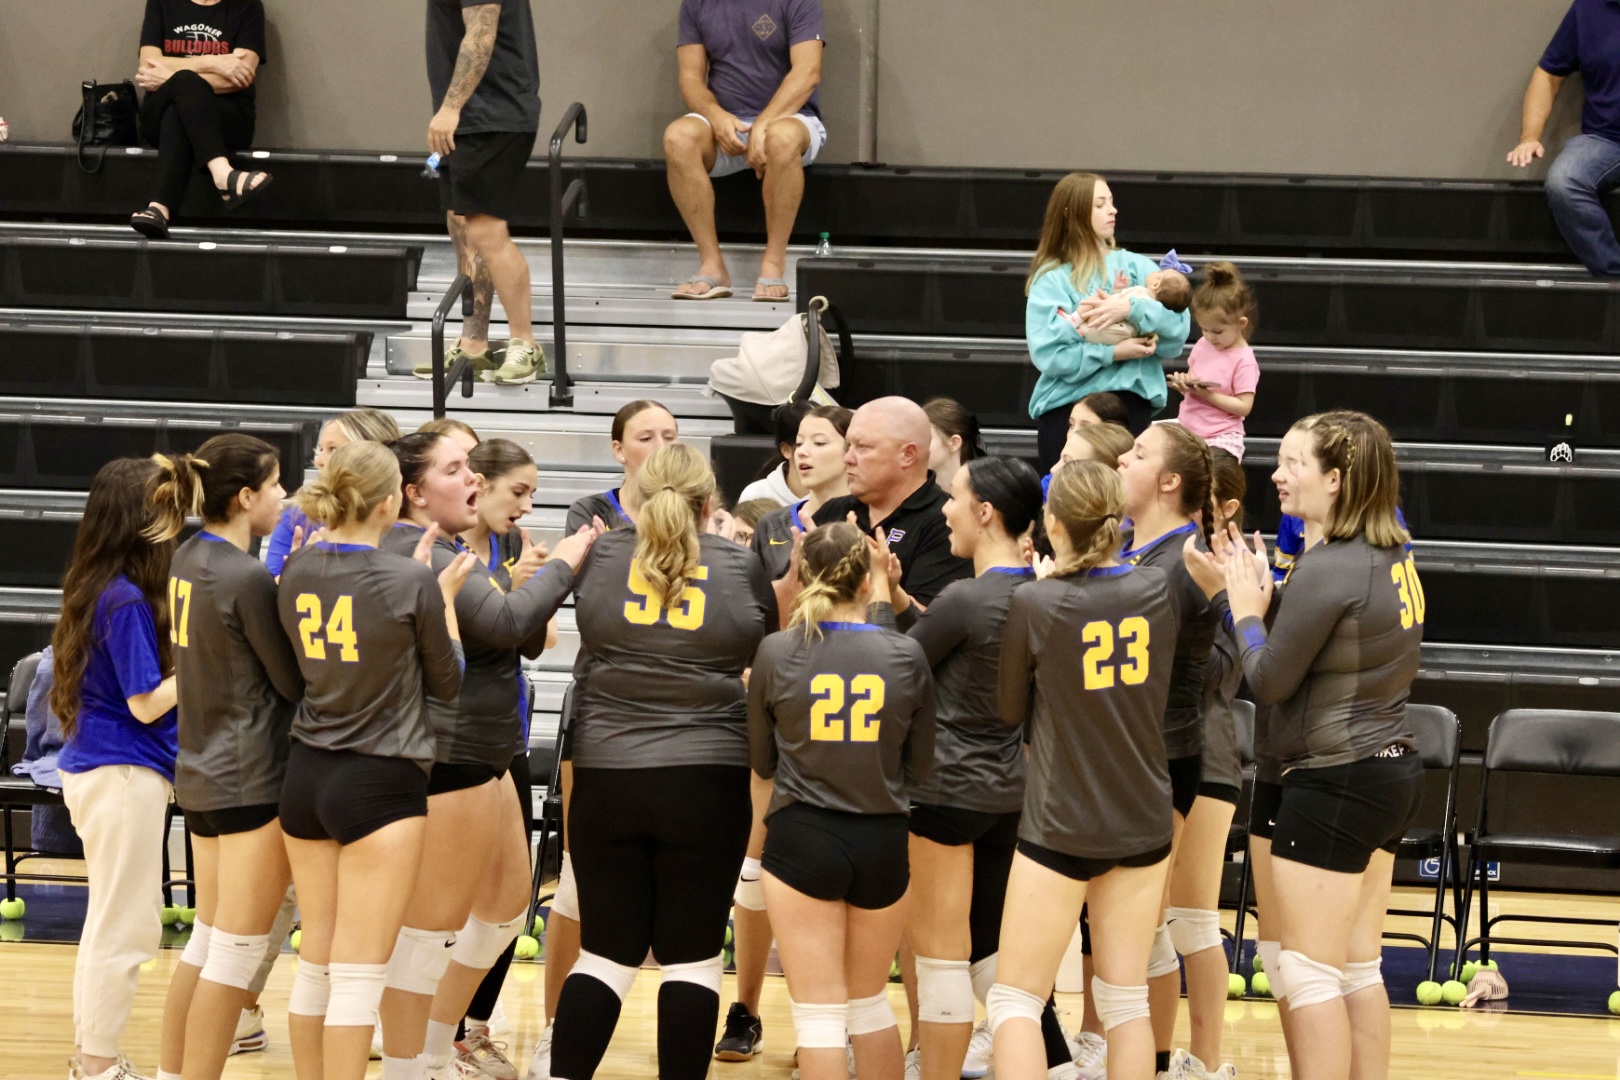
[809,673,886,743]
[294,594,360,662]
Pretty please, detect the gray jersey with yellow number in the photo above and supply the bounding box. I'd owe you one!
[999,565,1178,860]
[278,544,462,771]
[170,533,303,811]
[749,623,936,818]
[570,529,777,769]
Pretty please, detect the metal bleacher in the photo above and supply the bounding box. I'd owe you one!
[0,145,1618,884]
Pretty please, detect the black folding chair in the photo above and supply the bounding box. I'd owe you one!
[529,682,576,927]
[1457,709,1620,973]
[1223,699,1256,972]
[1380,704,1462,985]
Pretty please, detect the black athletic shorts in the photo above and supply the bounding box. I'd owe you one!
[1016,838,1172,883]
[1197,782,1242,807]
[1271,751,1424,874]
[909,803,1022,847]
[279,741,428,846]
[426,760,505,797]
[764,802,909,910]
[439,129,538,222]
[184,802,279,838]
[1169,754,1202,817]
[1250,779,1282,841]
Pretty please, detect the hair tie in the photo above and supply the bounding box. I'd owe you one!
[660,484,678,493]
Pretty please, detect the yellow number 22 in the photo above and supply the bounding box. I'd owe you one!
[294,594,360,662]
[809,673,886,742]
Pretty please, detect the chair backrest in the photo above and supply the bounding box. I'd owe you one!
[1484,709,1620,776]
[1405,703,1459,771]
[1232,699,1256,767]
[0,651,45,770]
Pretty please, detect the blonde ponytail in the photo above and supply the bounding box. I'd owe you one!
[1046,461,1125,576]
[790,523,871,639]
[297,441,400,530]
[631,444,714,609]
[144,452,206,543]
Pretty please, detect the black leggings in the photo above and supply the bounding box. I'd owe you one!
[139,69,255,213]
[460,751,532,1033]
[551,764,751,1080]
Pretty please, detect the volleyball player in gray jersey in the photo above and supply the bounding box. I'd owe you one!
[746,522,935,1080]
[146,436,303,1080]
[548,445,775,1080]
[1186,411,1423,1080]
[562,399,679,534]
[375,434,599,1079]
[1116,421,1222,1077]
[988,460,1177,1080]
[274,441,474,1080]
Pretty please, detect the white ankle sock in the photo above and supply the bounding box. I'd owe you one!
[423,1017,459,1064]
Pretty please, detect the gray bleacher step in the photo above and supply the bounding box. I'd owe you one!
[383,325,741,379]
[359,376,728,419]
[405,289,793,332]
[0,395,332,426]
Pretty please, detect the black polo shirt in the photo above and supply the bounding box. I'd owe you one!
[813,473,972,606]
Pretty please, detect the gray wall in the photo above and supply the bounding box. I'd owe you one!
[0,0,1585,180]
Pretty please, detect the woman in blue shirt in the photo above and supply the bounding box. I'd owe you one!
[52,457,179,1080]
[1025,172,1191,472]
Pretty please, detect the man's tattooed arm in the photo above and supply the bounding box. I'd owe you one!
[444,3,501,110]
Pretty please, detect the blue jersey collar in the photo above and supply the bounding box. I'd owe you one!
[315,541,374,553]
[606,488,632,524]
[818,621,882,632]
[1084,564,1134,578]
[985,565,1036,578]
[1120,520,1197,562]
[196,530,230,544]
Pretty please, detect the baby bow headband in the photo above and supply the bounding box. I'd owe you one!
[1159,249,1193,274]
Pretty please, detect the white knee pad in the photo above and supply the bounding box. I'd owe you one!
[550,850,580,921]
[661,954,724,995]
[179,921,214,968]
[1090,976,1151,1032]
[1256,940,1287,1000]
[571,949,639,1001]
[289,961,331,1017]
[326,962,388,1027]
[915,955,975,1024]
[1277,949,1343,1010]
[733,856,766,912]
[790,999,848,1050]
[1341,957,1383,997]
[968,954,997,1006]
[453,911,525,971]
[1146,921,1180,978]
[846,990,896,1036]
[384,926,456,995]
[985,982,1044,1035]
[1165,907,1222,957]
[200,930,270,991]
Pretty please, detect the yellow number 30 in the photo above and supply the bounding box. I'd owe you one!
[1391,553,1426,630]
[294,594,360,662]
[809,674,886,742]
[623,563,709,631]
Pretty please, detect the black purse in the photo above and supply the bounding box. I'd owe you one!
[72,78,141,175]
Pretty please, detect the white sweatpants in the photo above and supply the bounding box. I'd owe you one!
[60,764,172,1059]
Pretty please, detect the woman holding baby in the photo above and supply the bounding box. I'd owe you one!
[1025,172,1193,472]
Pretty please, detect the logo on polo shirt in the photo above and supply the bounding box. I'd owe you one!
[752,14,778,40]
[885,529,906,543]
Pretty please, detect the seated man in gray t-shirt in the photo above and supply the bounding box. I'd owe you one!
[665,0,827,303]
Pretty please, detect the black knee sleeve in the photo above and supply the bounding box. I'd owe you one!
[657,979,722,1080]
[549,973,626,1080]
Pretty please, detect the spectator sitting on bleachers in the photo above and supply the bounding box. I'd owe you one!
[1509,0,1620,276]
[664,0,826,302]
[129,0,272,238]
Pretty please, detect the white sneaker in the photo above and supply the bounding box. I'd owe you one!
[1071,1031,1107,1080]
[905,1047,922,1080]
[1048,1065,1079,1080]
[961,1019,993,1079]
[69,1056,154,1080]
[522,1024,553,1080]
[426,1056,481,1080]
[458,1028,519,1080]
[228,1004,268,1055]
[1168,1049,1236,1080]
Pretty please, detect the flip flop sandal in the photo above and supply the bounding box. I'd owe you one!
[671,275,733,300]
[129,206,169,240]
[752,277,790,302]
[219,168,274,210]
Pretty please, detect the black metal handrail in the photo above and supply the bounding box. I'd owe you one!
[548,102,588,407]
[431,272,476,418]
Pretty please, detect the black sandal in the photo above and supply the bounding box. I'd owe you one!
[219,168,273,210]
[129,205,170,240]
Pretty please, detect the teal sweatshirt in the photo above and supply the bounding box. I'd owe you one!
[1025,249,1191,420]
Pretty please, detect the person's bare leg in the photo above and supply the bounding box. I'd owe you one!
[763,876,850,1080]
[1148,814,1187,1063]
[1250,838,1299,1075]
[446,211,494,355]
[1272,855,1361,1080]
[663,116,728,296]
[847,899,910,1080]
[161,836,219,1077]
[462,215,533,344]
[732,773,774,1017]
[283,836,340,1080]
[756,119,811,300]
[907,835,974,1080]
[1089,861,1173,1080]
[1171,796,1239,1068]
[544,762,579,1023]
[1345,851,1398,1080]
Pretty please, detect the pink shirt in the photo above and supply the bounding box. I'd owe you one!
[1176,338,1260,441]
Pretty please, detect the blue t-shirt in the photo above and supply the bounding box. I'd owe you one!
[265,503,312,578]
[1540,0,1620,142]
[56,576,178,783]
[678,0,825,120]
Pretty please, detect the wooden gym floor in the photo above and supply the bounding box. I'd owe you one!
[3,886,1618,1079]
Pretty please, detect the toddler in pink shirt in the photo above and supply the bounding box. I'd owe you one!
[1168,261,1259,459]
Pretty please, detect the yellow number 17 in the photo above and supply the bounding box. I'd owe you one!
[294,594,359,662]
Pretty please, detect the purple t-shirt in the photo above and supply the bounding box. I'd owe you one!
[56,575,178,783]
[678,0,825,121]
[1540,0,1620,142]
